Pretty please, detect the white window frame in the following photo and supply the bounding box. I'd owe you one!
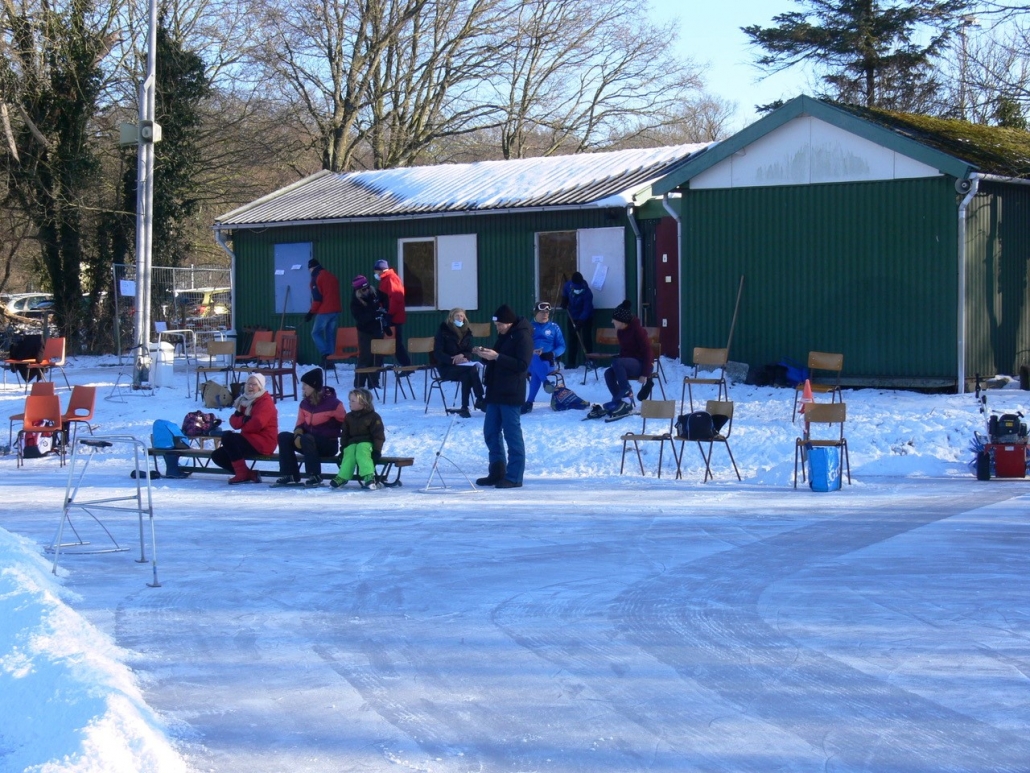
[397,234,478,311]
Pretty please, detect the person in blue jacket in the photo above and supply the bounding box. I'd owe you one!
[560,272,593,368]
[522,301,566,414]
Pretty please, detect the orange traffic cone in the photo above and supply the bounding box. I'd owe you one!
[799,378,815,416]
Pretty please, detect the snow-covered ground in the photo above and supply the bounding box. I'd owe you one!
[1,354,1028,772]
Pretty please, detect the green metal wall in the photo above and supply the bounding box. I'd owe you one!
[965,181,1030,380]
[677,176,958,382]
[230,209,637,364]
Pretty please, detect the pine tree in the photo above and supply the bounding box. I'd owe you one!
[743,0,970,110]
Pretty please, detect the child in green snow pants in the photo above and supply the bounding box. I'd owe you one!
[332,388,386,488]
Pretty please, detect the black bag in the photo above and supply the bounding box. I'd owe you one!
[182,410,223,437]
[676,411,715,441]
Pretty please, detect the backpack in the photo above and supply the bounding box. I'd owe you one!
[550,386,590,411]
[676,411,715,441]
[181,410,223,437]
[21,418,55,459]
[153,419,190,449]
[201,380,234,409]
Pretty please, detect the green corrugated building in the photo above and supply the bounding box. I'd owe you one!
[654,95,1030,390]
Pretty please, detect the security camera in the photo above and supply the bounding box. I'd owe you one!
[955,178,972,194]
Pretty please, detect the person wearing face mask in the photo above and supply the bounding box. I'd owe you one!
[433,307,485,418]
[350,275,390,390]
[372,259,411,366]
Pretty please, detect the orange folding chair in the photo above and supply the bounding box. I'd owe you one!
[9,381,55,446]
[16,394,65,467]
[61,385,97,445]
[25,337,71,390]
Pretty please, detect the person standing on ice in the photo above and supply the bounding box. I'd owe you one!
[474,304,533,489]
[560,271,593,367]
[372,259,411,367]
[304,258,342,368]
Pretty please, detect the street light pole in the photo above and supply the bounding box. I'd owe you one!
[132,0,158,389]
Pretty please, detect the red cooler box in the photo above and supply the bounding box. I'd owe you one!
[988,444,1027,478]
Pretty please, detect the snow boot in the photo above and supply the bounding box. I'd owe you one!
[476,461,506,486]
[228,458,258,484]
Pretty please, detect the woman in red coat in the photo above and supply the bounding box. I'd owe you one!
[211,372,279,484]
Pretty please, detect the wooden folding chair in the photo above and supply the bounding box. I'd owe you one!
[354,338,402,402]
[61,385,97,445]
[675,400,741,483]
[423,352,462,414]
[396,337,434,400]
[16,394,65,467]
[25,337,71,391]
[468,322,492,340]
[326,327,359,383]
[583,327,618,384]
[680,346,728,413]
[9,381,55,446]
[794,402,850,488]
[194,340,237,394]
[256,334,298,401]
[619,399,677,478]
[792,351,844,420]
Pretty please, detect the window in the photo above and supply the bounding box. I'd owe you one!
[536,228,626,309]
[400,239,435,308]
[398,235,478,311]
[537,232,577,304]
[273,243,313,314]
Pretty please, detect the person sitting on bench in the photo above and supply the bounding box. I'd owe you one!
[211,372,279,484]
[330,388,386,490]
[272,367,345,488]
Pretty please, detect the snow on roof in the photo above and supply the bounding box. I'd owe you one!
[216,143,711,227]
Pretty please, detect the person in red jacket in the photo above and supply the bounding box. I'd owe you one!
[211,372,279,484]
[304,258,342,367]
[372,259,411,366]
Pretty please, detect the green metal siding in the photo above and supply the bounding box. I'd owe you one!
[679,177,958,381]
[231,209,636,364]
[965,181,1030,379]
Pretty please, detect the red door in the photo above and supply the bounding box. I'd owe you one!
[654,217,680,359]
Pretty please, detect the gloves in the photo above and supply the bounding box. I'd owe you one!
[304,312,314,323]
[372,450,381,464]
[294,430,304,450]
[541,351,554,364]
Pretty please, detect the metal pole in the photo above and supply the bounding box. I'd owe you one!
[133,0,158,388]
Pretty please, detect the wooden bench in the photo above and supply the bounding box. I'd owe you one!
[146,446,414,487]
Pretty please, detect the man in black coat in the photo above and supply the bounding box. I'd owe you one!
[474,304,533,488]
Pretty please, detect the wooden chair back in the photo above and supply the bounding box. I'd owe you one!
[407,337,434,356]
[808,351,843,373]
[468,322,492,338]
[244,330,273,358]
[803,401,846,434]
[254,340,277,360]
[595,327,618,347]
[371,338,397,358]
[692,347,727,369]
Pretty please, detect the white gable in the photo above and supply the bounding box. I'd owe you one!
[691,115,941,189]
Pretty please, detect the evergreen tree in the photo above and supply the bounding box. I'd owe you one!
[743,0,970,110]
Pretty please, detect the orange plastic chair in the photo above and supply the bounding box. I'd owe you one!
[25,337,70,390]
[327,327,359,383]
[8,381,55,446]
[61,385,97,444]
[16,394,64,467]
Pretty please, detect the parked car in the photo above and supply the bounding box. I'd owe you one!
[174,287,231,326]
[4,293,54,319]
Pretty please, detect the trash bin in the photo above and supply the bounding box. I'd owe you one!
[149,342,175,387]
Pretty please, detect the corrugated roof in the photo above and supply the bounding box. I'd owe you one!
[216,144,710,228]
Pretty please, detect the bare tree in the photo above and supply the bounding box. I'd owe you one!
[491,0,705,159]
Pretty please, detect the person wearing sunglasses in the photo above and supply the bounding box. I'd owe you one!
[522,301,566,414]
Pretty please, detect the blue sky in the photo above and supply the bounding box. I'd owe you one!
[649,0,814,129]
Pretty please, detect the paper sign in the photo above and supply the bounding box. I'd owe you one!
[590,264,607,290]
[119,279,136,297]
[291,264,302,271]
[274,269,285,276]
[592,254,604,263]
[451,261,463,271]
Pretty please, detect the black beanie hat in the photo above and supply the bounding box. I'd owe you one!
[612,300,633,324]
[308,258,320,269]
[301,368,323,391]
[492,304,517,324]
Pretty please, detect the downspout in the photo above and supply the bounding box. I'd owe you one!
[214,228,237,334]
[956,174,981,394]
[626,204,643,320]
[662,192,683,361]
